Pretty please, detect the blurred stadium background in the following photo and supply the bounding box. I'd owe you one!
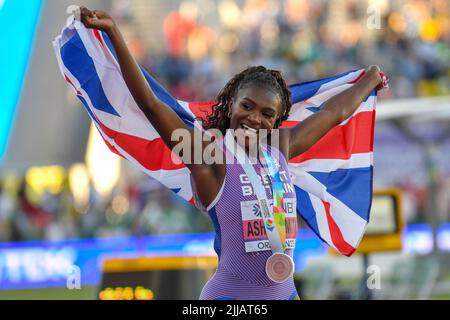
[0,0,449,300]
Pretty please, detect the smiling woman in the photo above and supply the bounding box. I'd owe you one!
[203,66,292,137]
[60,5,385,300]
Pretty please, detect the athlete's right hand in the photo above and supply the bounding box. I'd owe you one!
[79,6,116,34]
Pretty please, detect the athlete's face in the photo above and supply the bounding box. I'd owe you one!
[229,84,282,149]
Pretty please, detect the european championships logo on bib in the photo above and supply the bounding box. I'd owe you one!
[252,203,262,217]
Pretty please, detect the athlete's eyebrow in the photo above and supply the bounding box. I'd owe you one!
[241,97,278,113]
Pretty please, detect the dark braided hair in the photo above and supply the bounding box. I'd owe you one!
[202,66,292,135]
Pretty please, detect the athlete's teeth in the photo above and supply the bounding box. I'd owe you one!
[243,124,257,133]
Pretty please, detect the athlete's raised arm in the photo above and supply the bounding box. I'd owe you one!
[284,66,384,160]
[79,7,195,153]
[79,7,224,208]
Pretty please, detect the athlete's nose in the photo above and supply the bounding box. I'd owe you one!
[247,112,261,127]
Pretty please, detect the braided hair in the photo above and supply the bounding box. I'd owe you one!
[202,66,292,135]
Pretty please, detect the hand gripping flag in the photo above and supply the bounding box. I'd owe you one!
[53,17,377,257]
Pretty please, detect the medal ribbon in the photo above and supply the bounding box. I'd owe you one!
[261,148,287,252]
[225,132,287,254]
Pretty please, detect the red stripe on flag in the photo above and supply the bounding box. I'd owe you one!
[97,130,126,159]
[280,120,298,129]
[61,77,124,159]
[64,74,81,95]
[188,101,215,118]
[96,121,186,171]
[347,70,365,84]
[93,29,105,48]
[289,111,375,162]
[322,200,355,256]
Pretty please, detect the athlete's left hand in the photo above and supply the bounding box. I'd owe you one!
[366,65,389,91]
[79,7,116,34]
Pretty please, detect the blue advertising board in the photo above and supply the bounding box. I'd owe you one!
[1,225,446,290]
[0,230,328,290]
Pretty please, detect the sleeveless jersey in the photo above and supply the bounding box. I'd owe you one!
[199,143,299,300]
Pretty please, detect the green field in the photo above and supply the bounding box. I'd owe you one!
[0,286,97,300]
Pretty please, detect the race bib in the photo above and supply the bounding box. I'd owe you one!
[241,198,298,253]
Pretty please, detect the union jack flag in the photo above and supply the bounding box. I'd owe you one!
[53,18,375,256]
